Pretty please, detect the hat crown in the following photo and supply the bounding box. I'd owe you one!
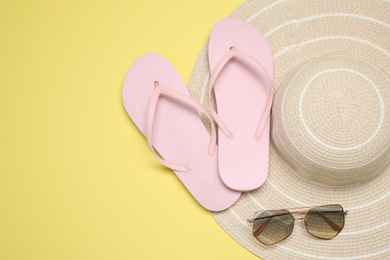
[271,54,390,186]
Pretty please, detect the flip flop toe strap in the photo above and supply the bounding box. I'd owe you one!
[207,47,273,140]
[146,82,217,173]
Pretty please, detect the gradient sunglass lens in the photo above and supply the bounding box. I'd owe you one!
[304,204,345,239]
[252,210,294,245]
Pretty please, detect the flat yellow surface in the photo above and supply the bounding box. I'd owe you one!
[0,0,262,259]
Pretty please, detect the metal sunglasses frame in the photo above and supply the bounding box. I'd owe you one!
[247,204,348,245]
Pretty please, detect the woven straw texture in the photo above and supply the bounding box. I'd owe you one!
[187,0,390,259]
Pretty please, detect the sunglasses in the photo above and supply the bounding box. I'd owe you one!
[247,204,348,245]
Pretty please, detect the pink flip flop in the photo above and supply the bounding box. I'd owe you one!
[123,52,241,211]
[207,18,274,191]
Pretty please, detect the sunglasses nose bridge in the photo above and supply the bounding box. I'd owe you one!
[289,211,307,221]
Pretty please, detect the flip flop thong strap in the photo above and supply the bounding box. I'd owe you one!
[207,47,273,140]
[146,82,217,173]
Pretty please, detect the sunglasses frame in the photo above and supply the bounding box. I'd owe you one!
[247,204,348,245]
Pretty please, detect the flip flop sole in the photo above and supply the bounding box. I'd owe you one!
[208,18,274,191]
[123,52,241,211]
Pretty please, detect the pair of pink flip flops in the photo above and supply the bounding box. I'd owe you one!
[123,18,273,211]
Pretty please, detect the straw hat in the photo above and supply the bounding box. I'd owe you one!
[187,0,390,259]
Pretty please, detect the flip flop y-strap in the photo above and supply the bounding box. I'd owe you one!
[207,47,273,140]
[146,81,217,173]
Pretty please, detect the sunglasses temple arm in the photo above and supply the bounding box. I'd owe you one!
[253,217,272,237]
[316,212,342,232]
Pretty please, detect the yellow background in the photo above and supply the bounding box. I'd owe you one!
[0,0,263,259]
